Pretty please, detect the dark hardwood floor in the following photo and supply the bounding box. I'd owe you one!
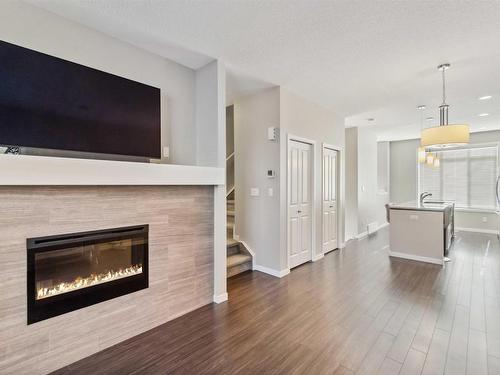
[52,228,500,374]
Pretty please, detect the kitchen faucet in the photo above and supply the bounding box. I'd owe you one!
[420,192,432,204]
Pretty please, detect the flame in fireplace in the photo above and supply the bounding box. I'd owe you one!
[36,264,143,300]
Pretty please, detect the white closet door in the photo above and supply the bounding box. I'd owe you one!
[288,140,313,268]
[322,148,338,252]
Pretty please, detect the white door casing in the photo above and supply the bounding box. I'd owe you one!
[322,147,338,252]
[288,139,313,268]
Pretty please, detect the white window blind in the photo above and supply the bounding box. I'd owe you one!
[419,146,498,210]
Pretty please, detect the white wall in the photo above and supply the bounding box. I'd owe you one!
[279,88,345,268]
[390,130,500,233]
[390,139,418,203]
[377,141,390,193]
[345,127,389,238]
[356,127,389,234]
[345,128,359,240]
[234,88,281,270]
[454,211,499,233]
[195,61,221,167]
[234,87,345,274]
[470,130,500,143]
[194,60,228,302]
[0,1,198,165]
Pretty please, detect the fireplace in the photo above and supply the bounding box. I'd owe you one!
[27,225,149,324]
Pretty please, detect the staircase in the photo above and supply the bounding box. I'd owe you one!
[225,105,252,278]
[226,192,253,277]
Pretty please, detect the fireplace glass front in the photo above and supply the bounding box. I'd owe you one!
[27,225,148,324]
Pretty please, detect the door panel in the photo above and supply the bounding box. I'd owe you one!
[300,215,311,252]
[329,209,337,242]
[290,148,299,206]
[322,148,338,252]
[288,140,313,269]
[330,155,336,200]
[323,211,329,244]
[301,149,310,204]
[290,217,300,256]
[323,154,330,202]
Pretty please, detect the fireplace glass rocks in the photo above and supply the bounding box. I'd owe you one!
[27,225,148,324]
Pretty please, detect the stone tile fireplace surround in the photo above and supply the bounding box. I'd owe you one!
[0,186,214,374]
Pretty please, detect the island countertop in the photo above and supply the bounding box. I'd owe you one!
[389,200,454,212]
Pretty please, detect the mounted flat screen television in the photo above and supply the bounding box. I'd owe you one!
[0,40,161,159]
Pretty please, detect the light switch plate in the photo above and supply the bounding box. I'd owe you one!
[267,127,278,141]
[250,188,260,197]
[268,188,274,197]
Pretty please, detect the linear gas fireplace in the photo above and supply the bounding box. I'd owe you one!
[27,225,149,324]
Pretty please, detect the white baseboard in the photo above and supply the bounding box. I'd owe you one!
[388,251,443,265]
[312,253,324,262]
[254,265,290,278]
[344,235,355,242]
[356,231,368,239]
[378,222,390,230]
[236,239,291,278]
[213,293,228,304]
[367,221,379,234]
[323,247,337,254]
[356,222,389,240]
[455,227,499,235]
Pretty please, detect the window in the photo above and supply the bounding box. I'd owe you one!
[418,145,498,210]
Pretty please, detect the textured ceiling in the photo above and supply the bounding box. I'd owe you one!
[29,0,500,140]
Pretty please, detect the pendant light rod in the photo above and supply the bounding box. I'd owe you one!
[438,63,450,126]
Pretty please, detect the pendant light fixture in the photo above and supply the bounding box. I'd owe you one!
[420,63,470,148]
[433,155,440,168]
[418,146,427,163]
[426,153,435,165]
[417,105,427,163]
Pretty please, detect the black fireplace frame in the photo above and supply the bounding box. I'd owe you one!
[27,225,149,324]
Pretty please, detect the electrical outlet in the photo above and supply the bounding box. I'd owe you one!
[482,216,488,223]
[163,146,170,158]
[250,188,260,197]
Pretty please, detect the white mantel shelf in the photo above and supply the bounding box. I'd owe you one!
[0,154,225,186]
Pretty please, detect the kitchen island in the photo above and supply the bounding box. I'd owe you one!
[388,201,454,265]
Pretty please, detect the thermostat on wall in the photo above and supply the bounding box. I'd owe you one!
[267,169,276,178]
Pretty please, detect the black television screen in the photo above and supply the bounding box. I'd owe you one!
[0,40,161,159]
